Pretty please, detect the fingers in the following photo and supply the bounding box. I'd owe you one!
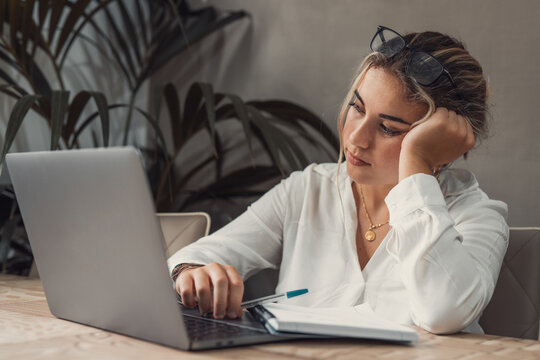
[401,107,477,175]
[192,269,213,315]
[448,109,475,151]
[177,271,196,308]
[175,263,244,319]
[206,263,229,319]
[224,265,244,318]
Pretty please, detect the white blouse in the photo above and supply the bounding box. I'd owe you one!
[167,163,509,334]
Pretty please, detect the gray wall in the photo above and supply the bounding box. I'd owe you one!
[152,0,540,226]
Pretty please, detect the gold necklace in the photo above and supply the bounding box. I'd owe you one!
[359,185,389,242]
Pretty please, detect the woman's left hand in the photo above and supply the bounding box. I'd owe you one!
[399,107,475,181]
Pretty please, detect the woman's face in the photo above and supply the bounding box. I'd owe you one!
[343,67,427,186]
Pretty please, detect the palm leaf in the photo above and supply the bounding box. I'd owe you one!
[246,105,285,175]
[162,83,182,150]
[90,92,110,147]
[220,93,254,164]
[0,1,7,37]
[50,90,70,150]
[63,90,91,143]
[179,166,281,210]
[61,91,110,148]
[147,5,248,77]
[0,94,41,170]
[249,100,340,153]
[70,103,167,152]
[116,0,142,67]
[54,0,92,59]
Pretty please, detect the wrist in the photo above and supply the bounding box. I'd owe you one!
[171,263,203,282]
[399,151,433,181]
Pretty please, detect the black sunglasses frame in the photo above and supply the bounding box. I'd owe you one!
[370,25,457,89]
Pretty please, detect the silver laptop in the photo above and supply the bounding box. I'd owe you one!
[6,147,290,350]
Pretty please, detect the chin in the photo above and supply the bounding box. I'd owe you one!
[345,162,398,186]
[345,162,371,183]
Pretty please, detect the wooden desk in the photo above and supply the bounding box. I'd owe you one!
[1,275,539,359]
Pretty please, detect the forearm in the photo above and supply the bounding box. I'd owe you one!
[398,151,433,181]
[168,209,282,279]
[385,173,508,333]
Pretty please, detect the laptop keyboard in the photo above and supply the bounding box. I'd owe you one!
[183,314,267,342]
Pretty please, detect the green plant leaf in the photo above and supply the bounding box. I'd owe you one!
[37,0,48,28]
[221,93,254,164]
[116,0,142,68]
[50,90,70,150]
[64,90,91,144]
[146,7,248,78]
[163,83,182,150]
[181,82,221,154]
[197,83,216,154]
[160,153,217,210]
[182,82,203,138]
[89,91,109,147]
[67,91,110,148]
[71,103,167,152]
[0,94,41,169]
[179,166,281,210]
[8,1,20,55]
[0,1,7,37]
[249,100,340,153]
[135,0,148,48]
[212,131,224,180]
[247,106,286,174]
[19,0,34,69]
[48,0,64,47]
[103,5,137,86]
[57,0,117,70]
[54,0,91,59]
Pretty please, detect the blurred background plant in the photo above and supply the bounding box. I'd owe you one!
[0,0,338,275]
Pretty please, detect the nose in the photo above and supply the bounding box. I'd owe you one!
[347,114,373,150]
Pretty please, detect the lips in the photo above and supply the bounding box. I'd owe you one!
[346,150,370,167]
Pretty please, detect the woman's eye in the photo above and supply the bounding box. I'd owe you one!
[380,124,404,136]
[352,103,365,114]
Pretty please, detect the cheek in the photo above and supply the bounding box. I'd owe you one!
[380,139,404,167]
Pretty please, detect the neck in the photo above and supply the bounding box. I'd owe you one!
[352,182,394,223]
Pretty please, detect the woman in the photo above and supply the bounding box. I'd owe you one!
[168,26,508,335]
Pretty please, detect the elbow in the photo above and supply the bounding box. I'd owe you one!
[416,309,474,335]
[413,294,486,334]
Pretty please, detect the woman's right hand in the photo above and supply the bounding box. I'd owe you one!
[175,262,244,319]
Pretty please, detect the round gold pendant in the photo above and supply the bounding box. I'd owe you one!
[365,230,376,242]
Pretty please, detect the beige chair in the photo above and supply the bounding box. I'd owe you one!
[479,227,540,340]
[157,212,211,257]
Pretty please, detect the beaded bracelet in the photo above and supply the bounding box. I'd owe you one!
[171,263,203,282]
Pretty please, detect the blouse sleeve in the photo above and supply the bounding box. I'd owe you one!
[167,169,303,280]
[384,173,509,334]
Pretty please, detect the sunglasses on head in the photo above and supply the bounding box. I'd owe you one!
[370,25,457,89]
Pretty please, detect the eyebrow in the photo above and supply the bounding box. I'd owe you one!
[354,90,411,126]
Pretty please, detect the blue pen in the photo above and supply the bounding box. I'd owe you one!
[241,288,308,309]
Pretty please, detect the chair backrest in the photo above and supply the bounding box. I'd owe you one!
[479,227,540,340]
[157,213,210,257]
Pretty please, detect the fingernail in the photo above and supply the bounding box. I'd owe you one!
[227,311,237,318]
[214,312,224,319]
